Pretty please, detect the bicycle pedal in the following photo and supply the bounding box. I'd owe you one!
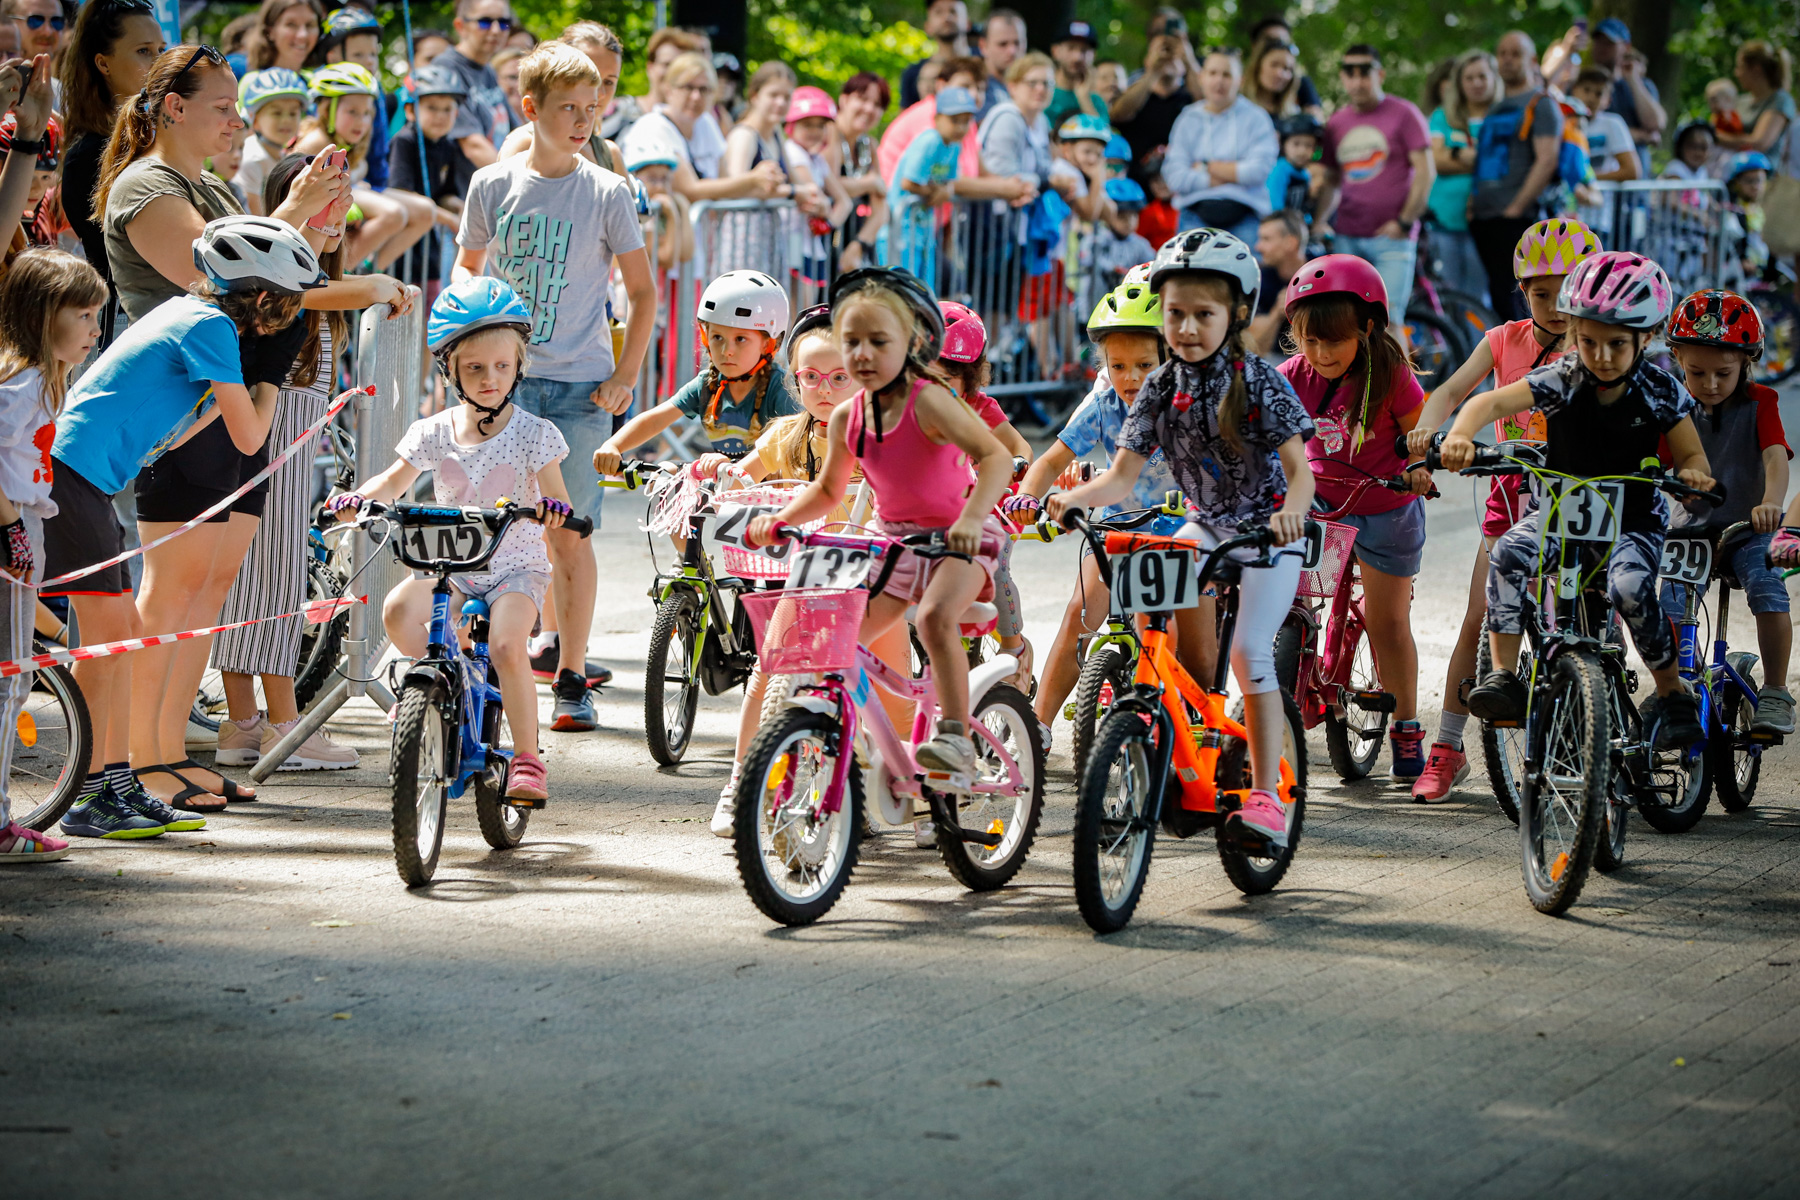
[1748,730,1783,744]
[1349,689,1397,713]
[504,795,546,810]
[947,821,1003,847]
[1490,718,1522,728]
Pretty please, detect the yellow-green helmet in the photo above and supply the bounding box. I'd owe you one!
[1088,278,1162,339]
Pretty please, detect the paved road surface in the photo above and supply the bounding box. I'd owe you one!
[5,432,1799,1198]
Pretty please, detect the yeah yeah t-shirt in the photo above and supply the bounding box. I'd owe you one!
[458,154,645,385]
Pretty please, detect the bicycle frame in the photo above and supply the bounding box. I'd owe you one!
[417,579,504,801]
[1288,477,1403,731]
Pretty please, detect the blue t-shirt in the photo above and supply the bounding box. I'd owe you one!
[669,369,801,458]
[1059,383,1184,533]
[889,128,961,214]
[54,295,243,494]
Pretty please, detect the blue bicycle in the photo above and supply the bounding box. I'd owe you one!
[357,499,591,886]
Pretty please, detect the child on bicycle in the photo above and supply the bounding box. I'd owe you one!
[1403,217,1601,800]
[331,279,575,805]
[1048,229,1317,849]
[1280,254,1433,783]
[937,300,1036,692]
[594,271,800,473]
[0,250,106,861]
[745,267,1014,777]
[1009,277,1183,746]
[1665,290,1793,734]
[1441,252,1714,748]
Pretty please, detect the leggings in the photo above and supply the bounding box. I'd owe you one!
[1186,521,1302,696]
[1486,512,1672,670]
[993,535,1023,639]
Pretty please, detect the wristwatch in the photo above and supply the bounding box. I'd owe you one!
[7,134,45,156]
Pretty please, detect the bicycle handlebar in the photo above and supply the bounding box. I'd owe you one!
[354,500,592,574]
[1396,433,1728,507]
[594,457,668,491]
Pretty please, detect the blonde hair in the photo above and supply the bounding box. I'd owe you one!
[0,249,108,416]
[1445,49,1498,133]
[1005,51,1053,86]
[663,51,716,93]
[561,21,623,58]
[520,40,603,105]
[763,326,837,478]
[447,326,530,385]
[299,92,376,168]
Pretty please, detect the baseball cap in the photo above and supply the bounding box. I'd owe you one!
[935,86,978,117]
[1594,18,1631,43]
[1056,19,1097,46]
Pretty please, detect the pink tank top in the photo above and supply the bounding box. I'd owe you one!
[846,378,971,527]
[1484,318,1560,443]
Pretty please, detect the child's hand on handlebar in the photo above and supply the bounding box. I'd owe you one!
[745,514,783,549]
[693,452,732,481]
[1043,493,1074,525]
[592,447,623,476]
[1770,528,1800,566]
[1676,467,1717,496]
[327,492,366,522]
[536,497,570,530]
[1752,503,1782,534]
[946,517,984,556]
[999,492,1042,519]
[1055,461,1091,489]
[1438,432,1476,471]
[1268,509,1306,545]
[1405,465,1436,496]
[1404,426,1437,458]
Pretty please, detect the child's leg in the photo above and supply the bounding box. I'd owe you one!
[382,576,442,659]
[1438,540,1492,728]
[735,667,770,761]
[0,568,34,827]
[1359,563,1419,722]
[1228,555,1304,793]
[155,513,259,790]
[1168,594,1218,688]
[130,519,234,797]
[914,559,989,728]
[486,591,542,757]
[992,538,1023,650]
[1034,553,1109,725]
[1482,516,1541,674]
[1755,612,1792,690]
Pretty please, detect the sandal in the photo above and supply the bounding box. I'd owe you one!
[136,764,227,813]
[175,757,257,803]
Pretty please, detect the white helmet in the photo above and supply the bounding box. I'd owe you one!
[1148,227,1260,311]
[697,270,789,338]
[193,215,329,295]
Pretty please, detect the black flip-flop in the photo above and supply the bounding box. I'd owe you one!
[136,764,227,813]
[175,757,258,803]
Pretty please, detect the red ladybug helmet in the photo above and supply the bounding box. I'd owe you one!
[1668,289,1763,362]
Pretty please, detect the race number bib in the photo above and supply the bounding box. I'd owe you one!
[1544,480,1626,542]
[712,503,793,562]
[1658,537,1712,585]
[402,519,486,564]
[786,544,874,591]
[1112,548,1199,614]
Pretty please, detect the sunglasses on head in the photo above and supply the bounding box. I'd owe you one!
[473,16,514,31]
[173,44,226,80]
[1339,60,1376,75]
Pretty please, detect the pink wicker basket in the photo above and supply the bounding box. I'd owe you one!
[742,588,868,672]
[1298,520,1358,600]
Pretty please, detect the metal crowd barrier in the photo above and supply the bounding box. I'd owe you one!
[1573,178,1731,301]
[249,295,426,780]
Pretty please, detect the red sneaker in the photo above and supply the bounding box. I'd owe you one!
[1411,743,1470,803]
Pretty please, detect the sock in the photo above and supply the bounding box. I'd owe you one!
[528,629,559,658]
[75,770,105,807]
[1437,711,1468,751]
[104,761,147,802]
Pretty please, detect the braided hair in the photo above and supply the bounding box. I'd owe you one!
[1175,272,1258,457]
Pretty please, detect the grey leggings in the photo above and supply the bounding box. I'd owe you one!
[993,535,1023,639]
[1486,513,1672,670]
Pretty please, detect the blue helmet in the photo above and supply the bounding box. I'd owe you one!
[320,5,380,51]
[1727,150,1773,183]
[1104,177,1147,208]
[1105,133,1131,162]
[427,277,532,355]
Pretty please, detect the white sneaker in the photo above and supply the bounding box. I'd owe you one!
[915,722,976,774]
[914,819,937,848]
[264,720,359,771]
[1037,721,1054,752]
[185,716,219,751]
[711,773,739,839]
[215,714,268,766]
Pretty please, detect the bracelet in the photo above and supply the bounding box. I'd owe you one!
[7,135,44,155]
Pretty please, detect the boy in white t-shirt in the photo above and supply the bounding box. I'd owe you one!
[456,40,657,731]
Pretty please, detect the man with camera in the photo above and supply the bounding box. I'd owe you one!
[1111,8,1203,165]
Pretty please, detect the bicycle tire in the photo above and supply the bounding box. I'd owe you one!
[389,685,450,887]
[1707,655,1761,812]
[935,683,1045,891]
[644,591,701,766]
[1403,308,1465,387]
[1476,617,1526,824]
[1273,617,1303,699]
[1216,690,1309,895]
[472,709,528,850]
[1438,289,1500,361]
[1070,643,1133,780]
[1595,772,1629,873]
[1324,611,1386,780]
[14,662,93,831]
[294,558,349,711]
[732,708,863,926]
[1071,707,1159,933]
[1751,287,1800,385]
[1521,650,1607,915]
[1636,742,1711,835]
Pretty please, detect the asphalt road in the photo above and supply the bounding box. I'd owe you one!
[5,415,1800,1199]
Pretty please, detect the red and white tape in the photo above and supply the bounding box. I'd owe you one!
[0,595,362,679]
[38,385,373,590]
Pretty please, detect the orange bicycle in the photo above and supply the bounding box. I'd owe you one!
[1064,510,1309,933]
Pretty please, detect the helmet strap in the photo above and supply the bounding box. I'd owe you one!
[441,355,518,434]
[703,346,773,427]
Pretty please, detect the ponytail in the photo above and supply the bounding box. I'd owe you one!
[95,46,233,216]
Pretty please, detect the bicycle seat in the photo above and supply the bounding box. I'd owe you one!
[1714,520,1757,589]
[902,600,999,635]
[1103,531,1199,555]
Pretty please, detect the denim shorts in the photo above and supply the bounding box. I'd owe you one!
[1331,234,1417,328]
[1338,500,1426,578]
[511,376,609,528]
[1661,530,1791,617]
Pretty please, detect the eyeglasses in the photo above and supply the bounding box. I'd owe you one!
[18,13,65,31]
[796,368,854,391]
[1019,76,1052,89]
[1339,61,1376,76]
[473,16,514,31]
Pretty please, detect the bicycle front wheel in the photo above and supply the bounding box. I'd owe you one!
[937,683,1045,891]
[644,591,701,765]
[1521,651,1607,915]
[1072,708,1160,933]
[13,662,92,831]
[1476,618,1527,824]
[389,685,451,887]
[1070,643,1133,780]
[732,708,863,926]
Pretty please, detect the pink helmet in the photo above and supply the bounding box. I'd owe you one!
[1283,254,1389,320]
[938,300,987,363]
[785,86,838,127]
[1557,251,1674,330]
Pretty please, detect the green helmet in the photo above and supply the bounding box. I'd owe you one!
[1088,279,1162,338]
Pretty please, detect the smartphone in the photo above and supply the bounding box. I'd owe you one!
[306,149,352,230]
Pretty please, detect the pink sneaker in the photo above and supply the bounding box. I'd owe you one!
[0,820,71,863]
[1412,743,1470,803]
[1230,789,1290,850]
[505,752,548,808]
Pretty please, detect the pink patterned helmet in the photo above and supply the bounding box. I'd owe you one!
[1283,254,1388,320]
[1557,251,1674,330]
[785,86,838,127]
[938,300,987,363]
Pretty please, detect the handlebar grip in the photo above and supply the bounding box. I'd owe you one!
[563,515,594,537]
[1059,506,1088,532]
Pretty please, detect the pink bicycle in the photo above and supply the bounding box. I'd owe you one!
[733,527,1045,926]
